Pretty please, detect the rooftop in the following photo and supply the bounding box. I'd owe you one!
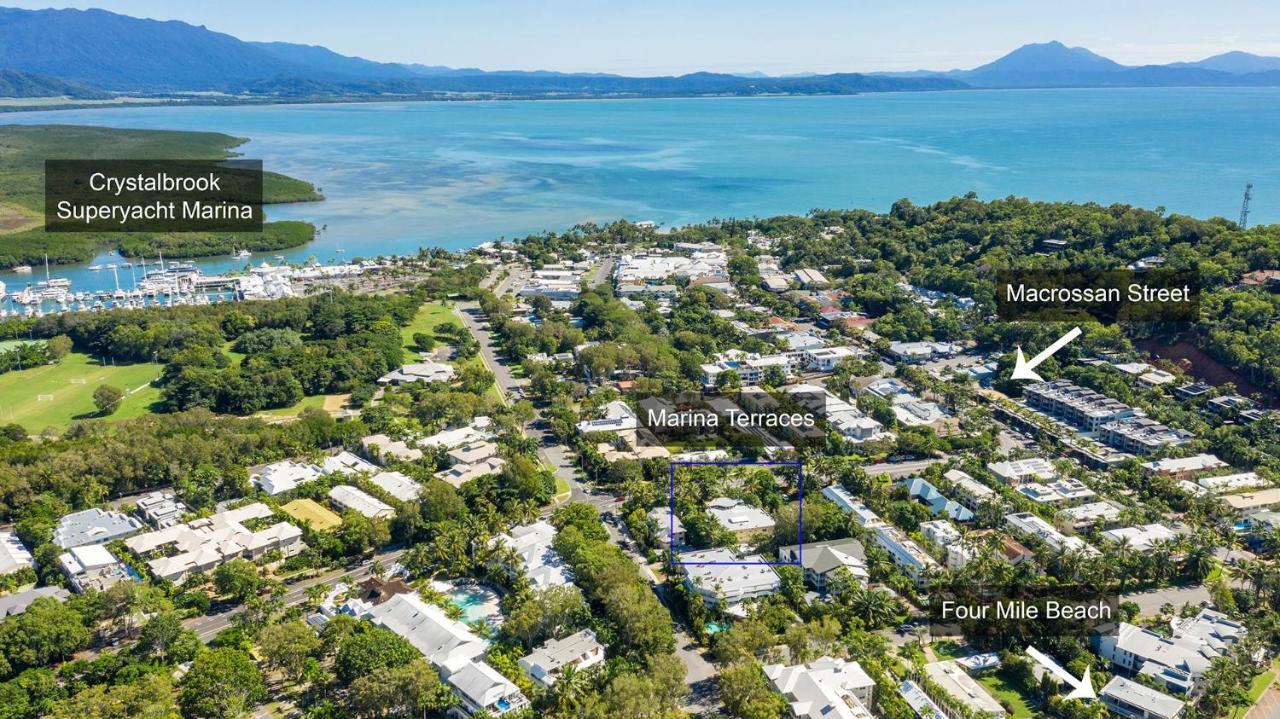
[52,508,142,549]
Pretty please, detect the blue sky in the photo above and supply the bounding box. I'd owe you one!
[9,0,1280,74]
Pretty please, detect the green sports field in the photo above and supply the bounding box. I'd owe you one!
[0,353,162,432]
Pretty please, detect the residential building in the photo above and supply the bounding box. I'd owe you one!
[1198,472,1269,494]
[872,525,940,586]
[436,457,507,488]
[328,485,395,520]
[322,450,380,477]
[793,268,830,289]
[863,377,949,427]
[125,502,305,583]
[763,657,875,719]
[0,532,32,575]
[681,548,781,611]
[518,629,605,687]
[0,587,69,618]
[898,477,974,521]
[369,470,423,502]
[1100,418,1194,455]
[899,679,948,719]
[823,486,884,528]
[804,345,864,372]
[784,384,888,443]
[987,458,1057,485]
[707,497,776,540]
[1016,478,1097,505]
[58,544,131,593]
[1221,489,1280,515]
[1141,452,1228,481]
[576,400,638,434]
[1005,512,1098,556]
[1023,380,1136,430]
[252,459,324,496]
[442,656,531,716]
[420,418,495,449]
[1094,622,1220,694]
[52,508,143,549]
[1059,500,1125,529]
[1100,676,1185,719]
[134,491,187,529]
[945,469,996,509]
[1102,524,1178,551]
[447,441,501,467]
[362,434,424,462]
[493,521,572,589]
[886,341,957,364]
[378,360,456,386]
[648,507,686,548]
[923,661,1006,717]
[777,538,868,591]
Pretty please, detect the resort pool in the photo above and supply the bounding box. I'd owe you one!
[434,580,503,624]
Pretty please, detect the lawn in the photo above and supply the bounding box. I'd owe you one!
[281,499,342,531]
[256,394,328,419]
[978,673,1037,719]
[1230,659,1279,719]
[401,301,462,362]
[0,352,163,432]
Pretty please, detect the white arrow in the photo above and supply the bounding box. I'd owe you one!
[1026,645,1096,701]
[1010,326,1082,382]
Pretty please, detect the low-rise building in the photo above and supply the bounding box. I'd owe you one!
[822,486,884,528]
[1094,622,1218,694]
[447,441,501,467]
[493,521,572,590]
[923,661,1006,717]
[368,470,423,502]
[777,538,868,591]
[899,679,948,719]
[0,531,32,576]
[1140,454,1227,480]
[1005,512,1098,556]
[898,477,974,521]
[361,434,424,462]
[52,508,143,549]
[1198,472,1269,494]
[1222,489,1280,515]
[1058,500,1125,529]
[134,491,188,529]
[252,459,324,496]
[125,502,305,583]
[872,525,940,587]
[764,656,875,719]
[1023,380,1136,430]
[1099,417,1194,455]
[436,457,507,488]
[648,507,686,548]
[1100,676,1185,719]
[576,400,639,434]
[323,450,380,477]
[1102,524,1179,551]
[0,587,69,618]
[945,469,996,509]
[378,361,456,386]
[59,544,131,593]
[681,548,781,611]
[707,497,776,540]
[886,341,957,364]
[518,629,605,687]
[1015,478,1097,505]
[987,458,1057,485]
[328,485,395,520]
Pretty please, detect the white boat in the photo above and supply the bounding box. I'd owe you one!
[233,248,252,258]
[11,265,31,273]
[89,265,104,271]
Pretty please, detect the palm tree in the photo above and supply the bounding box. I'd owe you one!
[851,587,897,627]
[551,665,592,718]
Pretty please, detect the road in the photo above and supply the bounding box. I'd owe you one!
[860,457,944,479]
[185,547,407,641]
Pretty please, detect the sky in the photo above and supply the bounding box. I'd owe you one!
[8,0,1280,75]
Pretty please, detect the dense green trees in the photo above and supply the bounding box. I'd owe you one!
[178,648,266,719]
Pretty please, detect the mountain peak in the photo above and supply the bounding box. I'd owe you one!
[972,41,1125,74]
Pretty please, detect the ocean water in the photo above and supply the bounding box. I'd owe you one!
[3,87,1279,292]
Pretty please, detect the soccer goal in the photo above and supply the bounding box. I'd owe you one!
[70,378,87,385]
[37,394,54,402]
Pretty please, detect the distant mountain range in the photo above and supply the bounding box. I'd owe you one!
[0,7,1278,101]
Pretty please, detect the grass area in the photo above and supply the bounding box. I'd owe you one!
[977,674,1036,719]
[256,394,328,419]
[401,301,462,361]
[0,352,162,432]
[281,499,342,531]
[554,475,571,499]
[1230,659,1280,719]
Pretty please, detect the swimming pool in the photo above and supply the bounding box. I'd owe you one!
[443,583,503,624]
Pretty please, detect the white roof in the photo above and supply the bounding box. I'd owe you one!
[987,458,1057,482]
[1198,472,1269,494]
[369,471,423,502]
[365,592,487,666]
[124,502,303,582]
[1141,454,1227,475]
[1101,676,1184,719]
[706,497,775,533]
[361,434,424,462]
[322,451,379,477]
[421,418,495,449]
[576,400,638,434]
[764,657,875,719]
[328,485,395,519]
[1102,524,1179,551]
[923,661,1006,716]
[52,508,142,548]
[518,629,603,678]
[493,521,572,590]
[443,658,523,710]
[253,460,324,495]
[0,532,33,575]
[436,457,506,488]
[60,543,118,573]
[681,548,781,604]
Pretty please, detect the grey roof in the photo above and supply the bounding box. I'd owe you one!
[781,538,866,574]
[1101,676,1185,719]
[0,586,69,617]
[52,508,143,548]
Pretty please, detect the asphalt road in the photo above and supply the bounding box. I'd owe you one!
[184,547,407,641]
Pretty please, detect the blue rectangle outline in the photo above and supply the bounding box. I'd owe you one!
[668,460,803,566]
